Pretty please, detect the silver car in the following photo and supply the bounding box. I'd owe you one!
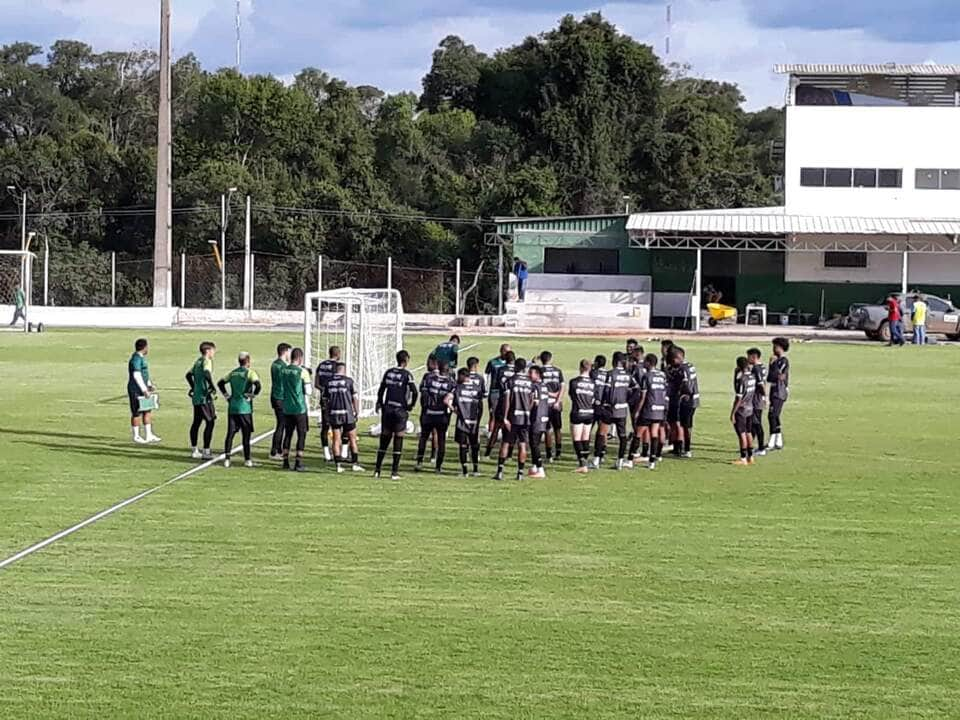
[848,293,960,342]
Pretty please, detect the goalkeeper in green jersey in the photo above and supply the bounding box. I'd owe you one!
[217,352,262,468]
[186,341,218,460]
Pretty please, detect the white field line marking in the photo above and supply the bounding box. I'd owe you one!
[0,430,273,572]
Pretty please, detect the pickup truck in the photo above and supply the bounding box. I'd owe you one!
[848,293,960,342]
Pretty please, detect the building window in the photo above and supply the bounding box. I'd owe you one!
[543,248,619,275]
[878,169,902,188]
[824,251,868,269]
[800,167,825,187]
[801,167,902,188]
[824,168,853,187]
[853,168,877,187]
[916,168,960,189]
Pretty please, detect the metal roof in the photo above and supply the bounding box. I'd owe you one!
[775,64,960,76]
[626,208,960,236]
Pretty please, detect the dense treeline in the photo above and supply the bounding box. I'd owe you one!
[0,13,782,308]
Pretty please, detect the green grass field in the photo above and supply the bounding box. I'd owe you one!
[2,328,959,719]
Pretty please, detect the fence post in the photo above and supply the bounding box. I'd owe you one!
[43,241,49,306]
[243,195,252,311]
[111,252,116,306]
[180,251,186,308]
[497,244,504,316]
[455,258,461,316]
[439,271,445,314]
[250,253,255,310]
[317,254,323,293]
[387,256,392,290]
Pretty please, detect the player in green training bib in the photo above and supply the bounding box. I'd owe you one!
[217,352,262,468]
[127,337,161,444]
[269,343,292,459]
[185,341,217,459]
[279,347,313,472]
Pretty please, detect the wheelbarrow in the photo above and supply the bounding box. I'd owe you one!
[705,302,738,327]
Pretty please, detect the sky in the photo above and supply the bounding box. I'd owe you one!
[4,0,960,109]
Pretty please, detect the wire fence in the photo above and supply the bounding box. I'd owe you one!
[20,249,501,314]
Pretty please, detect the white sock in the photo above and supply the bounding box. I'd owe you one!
[144,424,154,438]
[132,426,142,441]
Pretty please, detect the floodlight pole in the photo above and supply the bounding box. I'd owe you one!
[455,258,462,316]
[243,195,252,311]
[152,0,173,307]
[693,248,702,332]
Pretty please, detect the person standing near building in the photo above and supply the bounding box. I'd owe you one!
[218,352,261,468]
[766,337,790,451]
[269,343,291,460]
[9,286,26,327]
[912,293,928,346]
[513,257,528,302]
[127,338,161,444]
[186,341,218,460]
[886,293,905,346]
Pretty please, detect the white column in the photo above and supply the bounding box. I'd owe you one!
[249,253,255,310]
[693,248,702,332]
[43,241,49,306]
[243,195,252,311]
[386,256,392,290]
[220,193,227,311]
[20,190,27,294]
[455,258,461,316]
[111,252,117,306]
[497,244,504,315]
[180,251,186,308]
[901,250,909,296]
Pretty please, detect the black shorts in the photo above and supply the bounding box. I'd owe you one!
[679,402,697,429]
[128,391,143,417]
[752,407,763,426]
[666,401,681,424]
[610,416,627,438]
[194,402,216,423]
[381,408,409,435]
[505,425,530,445]
[570,411,594,427]
[421,414,451,433]
[228,413,254,433]
[488,391,501,415]
[734,414,752,435]
[331,422,357,434]
[455,427,480,446]
[285,413,309,435]
[548,406,563,430]
[639,414,665,427]
[493,402,506,423]
[595,407,612,425]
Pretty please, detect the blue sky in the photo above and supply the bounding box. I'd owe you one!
[5,0,960,108]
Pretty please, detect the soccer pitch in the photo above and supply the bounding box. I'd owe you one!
[2,328,959,719]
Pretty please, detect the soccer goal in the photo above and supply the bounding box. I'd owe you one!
[0,250,36,333]
[304,288,404,418]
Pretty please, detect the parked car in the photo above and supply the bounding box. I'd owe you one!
[848,293,960,342]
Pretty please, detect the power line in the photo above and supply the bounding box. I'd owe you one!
[253,204,491,227]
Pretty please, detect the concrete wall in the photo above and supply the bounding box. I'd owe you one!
[785,106,960,217]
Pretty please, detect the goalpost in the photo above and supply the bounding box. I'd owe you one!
[0,250,36,333]
[303,288,404,418]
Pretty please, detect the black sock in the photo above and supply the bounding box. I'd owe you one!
[740,447,747,459]
[470,444,479,472]
[618,437,628,460]
[416,433,428,464]
[747,445,754,459]
[459,445,468,474]
[350,449,358,465]
[641,442,649,458]
[375,434,391,473]
[684,432,692,453]
[517,460,525,477]
[629,436,641,457]
[497,459,504,474]
[650,438,660,461]
[391,436,404,475]
[555,438,562,457]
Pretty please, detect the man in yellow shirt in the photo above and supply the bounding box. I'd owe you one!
[912,294,928,346]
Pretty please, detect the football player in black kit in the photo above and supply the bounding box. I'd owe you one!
[731,356,757,465]
[453,368,484,477]
[631,354,668,470]
[746,347,767,457]
[606,351,638,470]
[485,350,516,458]
[590,354,610,468]
[496,357,534,482]
[527,365,550,478]
[314,346,341,461]
[766,337,790,451]
[538,351,564,462]
[416,360,456,473]
[374,350,419,480]
[568,359,596,473]
[326,362,363,473]
[668,346,700,458]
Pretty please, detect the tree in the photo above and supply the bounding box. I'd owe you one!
[420,36,487,112]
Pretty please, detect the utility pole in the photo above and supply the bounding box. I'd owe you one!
[235,0,242,72]
[152,0,173,307]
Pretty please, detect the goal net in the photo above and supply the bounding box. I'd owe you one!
[304,288,404,418]
[0,250,35,333]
